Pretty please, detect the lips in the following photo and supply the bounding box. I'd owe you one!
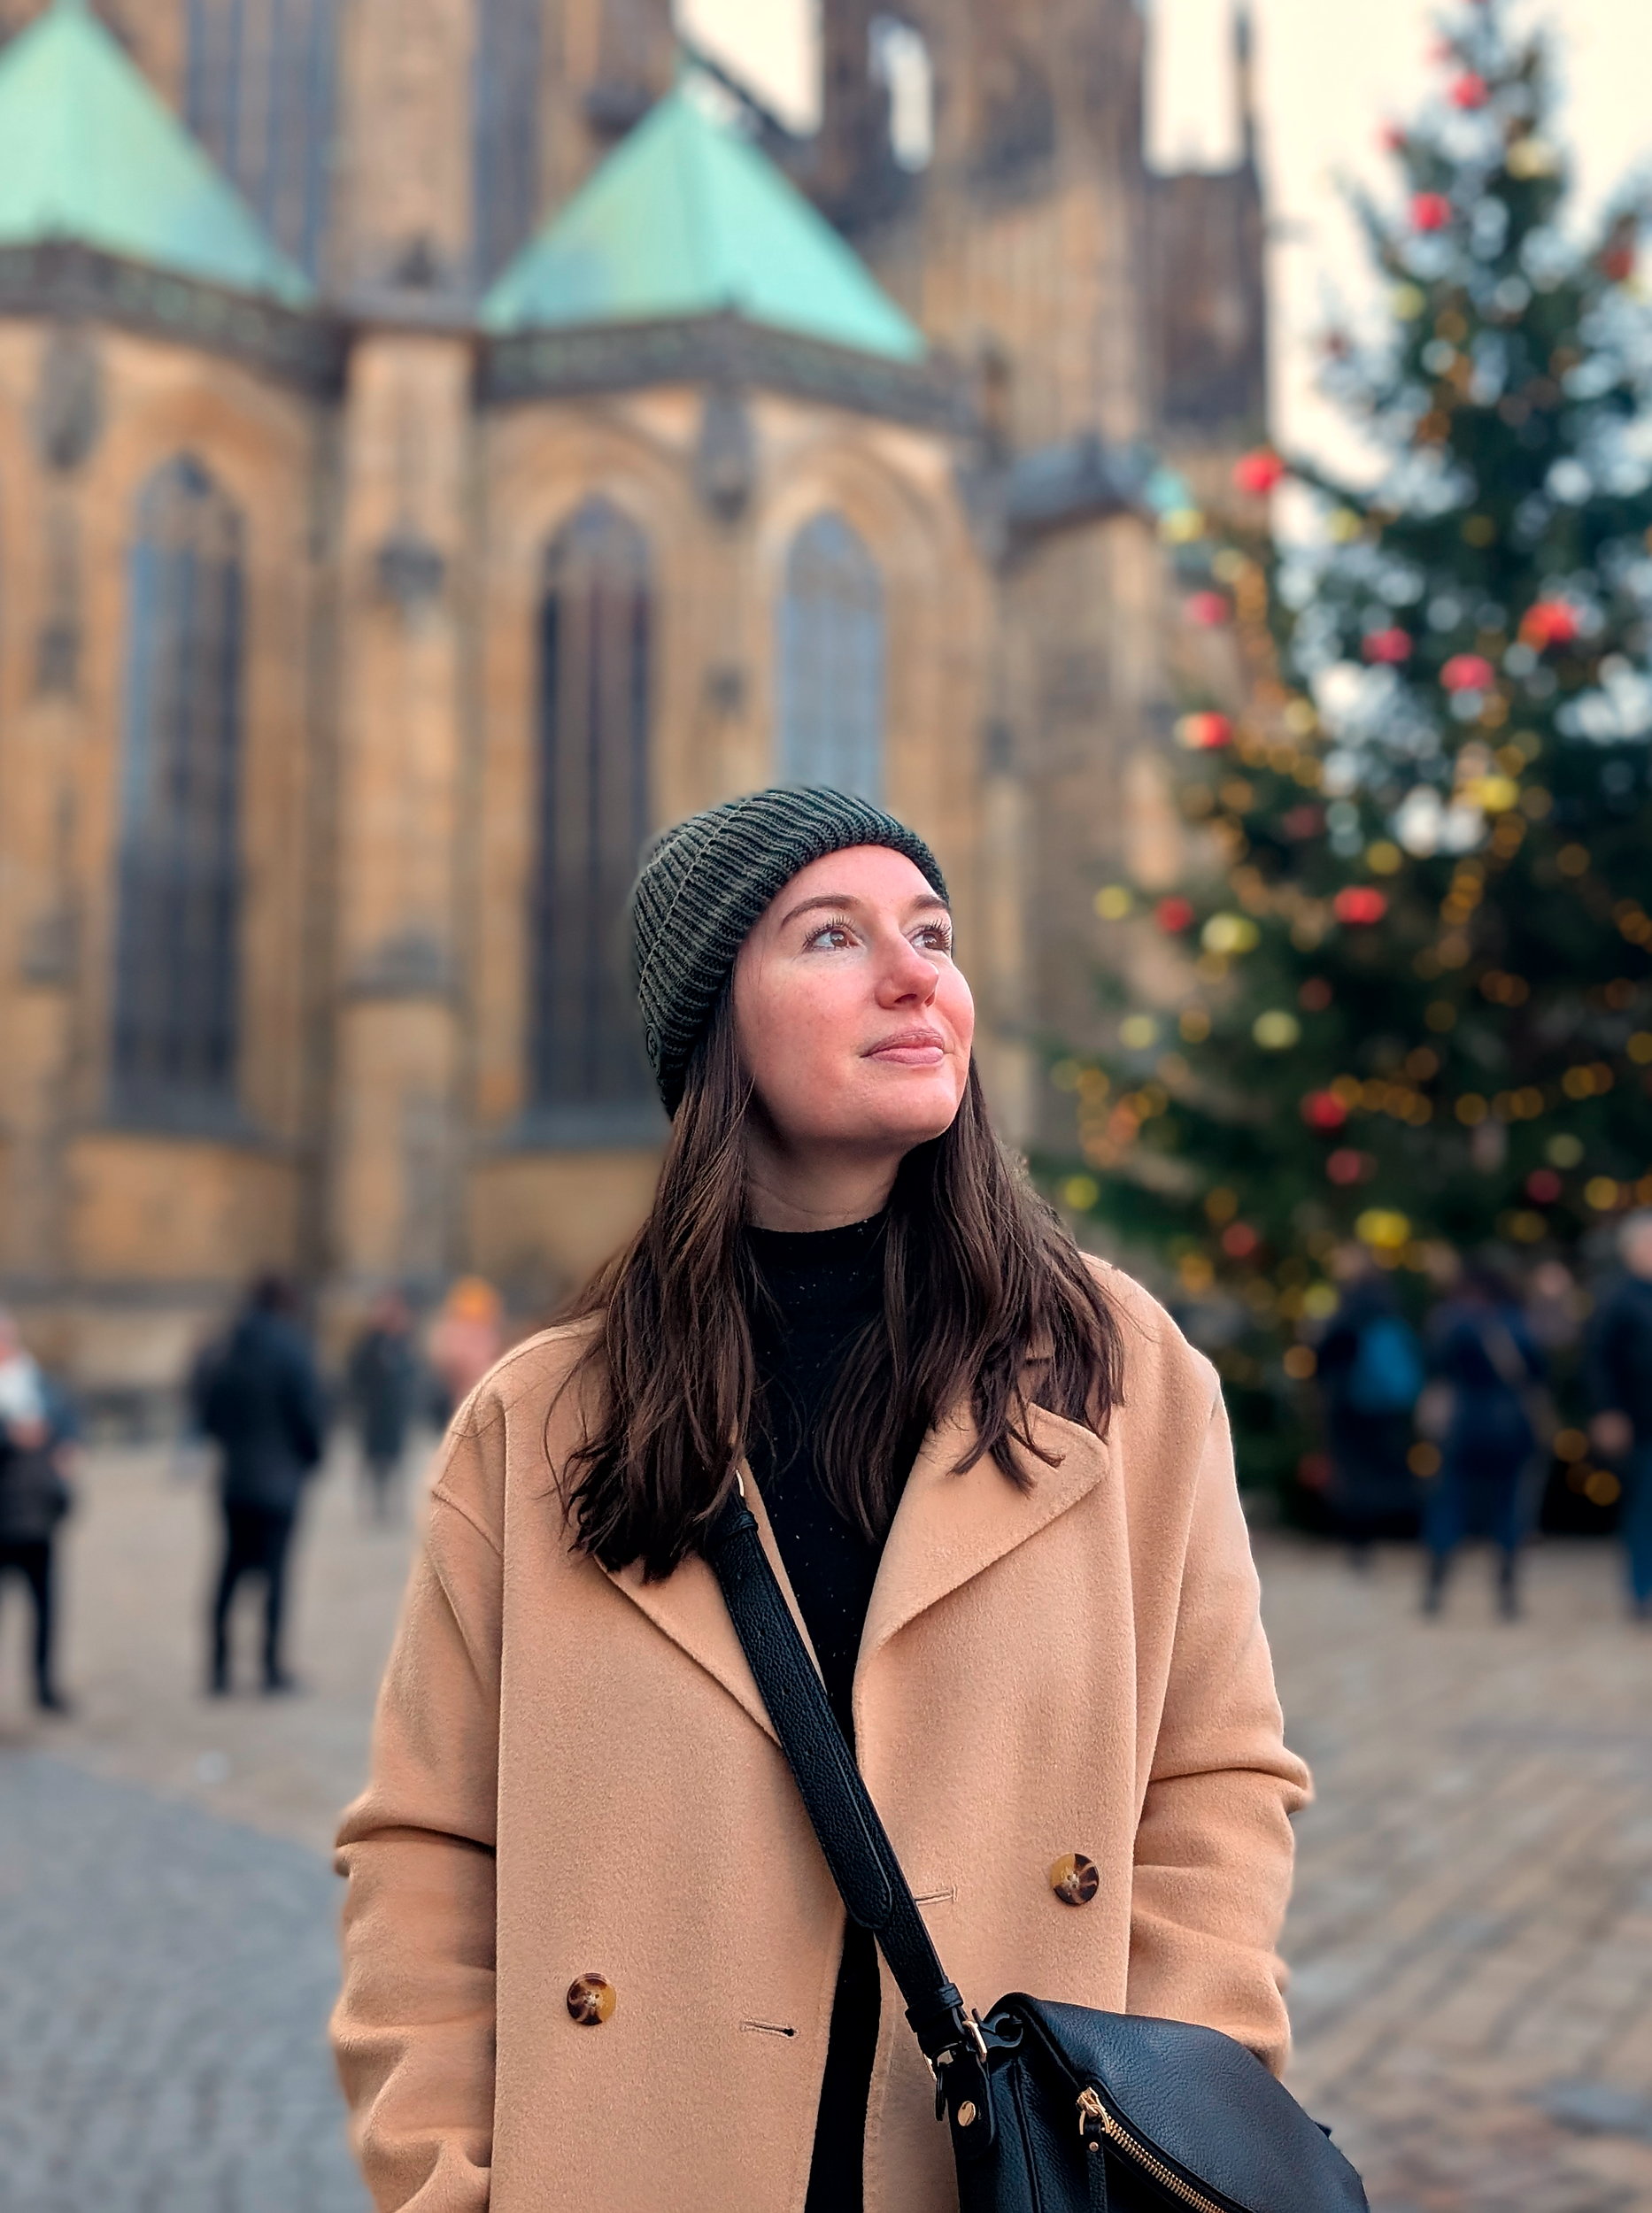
[863,1027,946,1066]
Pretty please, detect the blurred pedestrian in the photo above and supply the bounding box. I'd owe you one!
[0,1311,74,1714]
[1418,1262,1548,1621]
[345,1291,422,1523]
[193,1274,327,1694]
[1314,1246,1423,1567]
[1586,1209,1652,1623]
[1525,1257,1586,1359]
[426,1276,503,1427]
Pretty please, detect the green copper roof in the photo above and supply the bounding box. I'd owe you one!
[0,0,311,305]
[482,84,924,361]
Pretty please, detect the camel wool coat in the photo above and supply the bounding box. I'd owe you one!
[331,1263,1310,2213]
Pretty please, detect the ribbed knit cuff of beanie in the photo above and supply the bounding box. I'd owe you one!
[631,786,948,1115]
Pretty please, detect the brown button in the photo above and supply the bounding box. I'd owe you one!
[567,1972,616,2025]
[1049,1852,1100,1907]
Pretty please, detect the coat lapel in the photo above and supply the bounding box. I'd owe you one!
[599,1469,807,1746]
[857,1402,1110,1686]
[599,1408,1109,1737]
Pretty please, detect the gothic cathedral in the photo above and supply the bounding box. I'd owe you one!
[0,0,1265,1398]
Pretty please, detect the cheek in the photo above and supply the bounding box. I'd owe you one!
[737,966,857,1107]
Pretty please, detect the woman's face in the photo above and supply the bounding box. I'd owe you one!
[732,844,975,1158]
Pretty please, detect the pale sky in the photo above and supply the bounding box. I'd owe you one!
[675,0,1652,478]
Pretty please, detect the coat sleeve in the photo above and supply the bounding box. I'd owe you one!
[1125,1386,1310,2075]
[331,1408,506,2210]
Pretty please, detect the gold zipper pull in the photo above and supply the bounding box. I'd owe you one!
[1077,2086,1105,2138]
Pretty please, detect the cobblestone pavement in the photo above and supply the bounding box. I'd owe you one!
[0,1442,416,2211]
[0,1754,367,2212]
[1270,1538,1652,2213]
[2,1447,1651,2209]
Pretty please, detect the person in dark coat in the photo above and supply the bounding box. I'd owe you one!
[345,1291,421,1523]
[1586,1210,1652,1622]
[1420,1263,1547,1621]
[0,1311,75,1715]
[194,1275,327,1694]
[1314,1249,1422,1566]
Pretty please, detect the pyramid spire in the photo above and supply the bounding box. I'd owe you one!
[0,0,311,305]
[482,81,923,362]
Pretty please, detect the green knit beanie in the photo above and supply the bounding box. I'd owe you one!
[632,786,948,1114]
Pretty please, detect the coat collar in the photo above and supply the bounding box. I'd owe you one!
[598,1405,1109,1737]
[856,1403,1109,1685]
[601,1470,791,1746]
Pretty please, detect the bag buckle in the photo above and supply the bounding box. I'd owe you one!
[928,2010,989,2078]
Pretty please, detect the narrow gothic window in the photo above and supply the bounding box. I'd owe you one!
[870,18,935,172]
[112,458,246,1124]
[185,0,340,274]
[472,0,543,281]
[529,500,652,1122]
[778,513,885,801]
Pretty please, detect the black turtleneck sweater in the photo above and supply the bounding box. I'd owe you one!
[742,1215,911,2213]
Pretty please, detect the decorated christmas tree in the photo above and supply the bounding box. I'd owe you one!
[1054,0,1652,1496]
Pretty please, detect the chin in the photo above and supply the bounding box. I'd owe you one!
[777,1064,966,1151]
[854,1083,966,1150]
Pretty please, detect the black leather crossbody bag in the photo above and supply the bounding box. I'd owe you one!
[706,1491,1368,2213]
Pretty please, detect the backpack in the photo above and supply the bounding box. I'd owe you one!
[1347,1315,1424,1416]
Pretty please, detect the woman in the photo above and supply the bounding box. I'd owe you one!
[332,788,1308,2213]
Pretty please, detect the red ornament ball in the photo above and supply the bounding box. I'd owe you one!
[1221,1222,1261,1260]
[1185,590,1231,628]
[1441,652,1496,693]
[1363,626,1413,665]
[1334,886,1388,926]
[1298,975,1334,1012]
[1326,1149,1372,1186]
[1302,1091,1349,1132]
[1177,711,1233,752]
[1412,191,1453,232]
[1282,804,1324,841]
[1379,123,1407,154]
[1519,599,1581,651]
[1602,243,1637,284]
[1232,449,1287,497]
[1155,897,1196,935]
[1449,72,1489,109]
[1525,1168,1563,1205]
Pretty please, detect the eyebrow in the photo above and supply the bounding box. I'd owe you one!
[777,889,952,931]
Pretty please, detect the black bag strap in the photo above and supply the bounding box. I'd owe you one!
[705,1486,983,2070]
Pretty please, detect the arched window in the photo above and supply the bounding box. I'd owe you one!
[870,17,935,172]
[777,513,885,801]
[112,458,246,1123]
[528,499,653,1125]
[472,0,543,281]
[186,0,340,274]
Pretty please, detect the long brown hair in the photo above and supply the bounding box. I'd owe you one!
[558,990,1124,1580]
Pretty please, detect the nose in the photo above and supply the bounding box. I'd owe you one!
[876,928,939,1007]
